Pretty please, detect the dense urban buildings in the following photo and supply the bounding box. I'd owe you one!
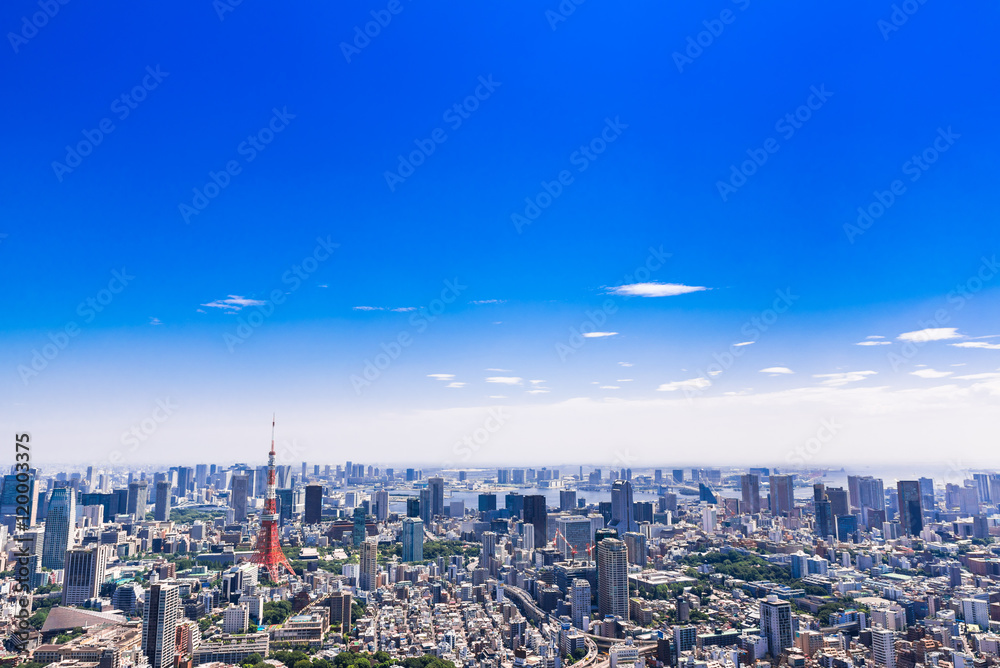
[3,460,1000,668]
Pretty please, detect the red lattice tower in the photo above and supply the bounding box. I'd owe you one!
[249,415,297,582]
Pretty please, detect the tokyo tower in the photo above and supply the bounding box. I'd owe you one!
[249,415,297,582]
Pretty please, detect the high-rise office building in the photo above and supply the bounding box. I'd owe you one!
[741,474,761,514]
[555,516,592,560]
[597,538,629,620]
[760,595,792,658]
[897,481,923,536]
[154,481,171,522]
[1,473,38,531]
[826,487,849,517]
[919,476,935,510]
[127,480,148,519]
[872,626,896,668]
[623,531,646,567]
[359,539,377,591]
[427,477,444,518]
[176,467,192,497]
[559,490,577,512]
[195,464,208,489]
[406,497,420,518]
[608,480,638,534]
[402,517,423,562]
[62,545,111,606]
[304,485,323,524]
[505,492,523,518]
[769,475,795,517]
[142,583,180,668]
[42,486,75,569]
[571,579,591,631]
[373,489,389,522]
[353,506,367,547]
[523,495,547,549]
[478,493,497,513]
[230,475,248,522]
[419,489,432,524]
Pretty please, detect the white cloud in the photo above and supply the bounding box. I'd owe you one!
[616,379,633,382]
[470,299,505,305]
[910,369,953,379]
[657,377,711,392]
[486,368,511,372]
[606,282,707,298]
[317,284,329,288]
[708,369,723,377]
[486,376,523,385]
[866,335,886,339]
[529,380,546,385]
[733,341,755,347]
[427,374,455,381]
[353,305,383,311]
[149,317,163,326]
[202,295,266,312]
[600,386,620,390]
[526,389,550,394]
[955,372,1000,381]
[813,370,878,387]
[760,367,794,375]
[445,382,466,388]
[618,362,633,367]
[950,341,1000,350]
[855,340,891,346]
[391,307,416,312]
[583,331,618,338]
[897,327,962,342]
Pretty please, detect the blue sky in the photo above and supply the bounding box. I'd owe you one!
[3,0,1000,468]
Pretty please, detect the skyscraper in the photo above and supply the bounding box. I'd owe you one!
[897,481,923,536]
[359,539,377,591]
[154,481,171,522]
[176,467,192,497]
[769,475,795,517]
[230,475,248,523]
[597,538,629,620]
[303,485,323,524]
[760,595,792,658]
[127,480,148,519]
[623,532,646,567]
[478,493,497,513]
[42,486,75,569]
[353,506,367,547]
[1,473,38,531]
[427,477,445,518]
[741,474,761,514]
[402,517,423,562]
[559,490,577,512]
[62,545,112,606]
[373,488,389,522]
[195,464,208,489]
[571,579,591,631]
[826,487,849,517]
[522,495,547,549]
[142,583,179,668]
[608,480,638,534]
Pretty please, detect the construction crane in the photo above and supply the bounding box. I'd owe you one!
[554,529,578,561]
